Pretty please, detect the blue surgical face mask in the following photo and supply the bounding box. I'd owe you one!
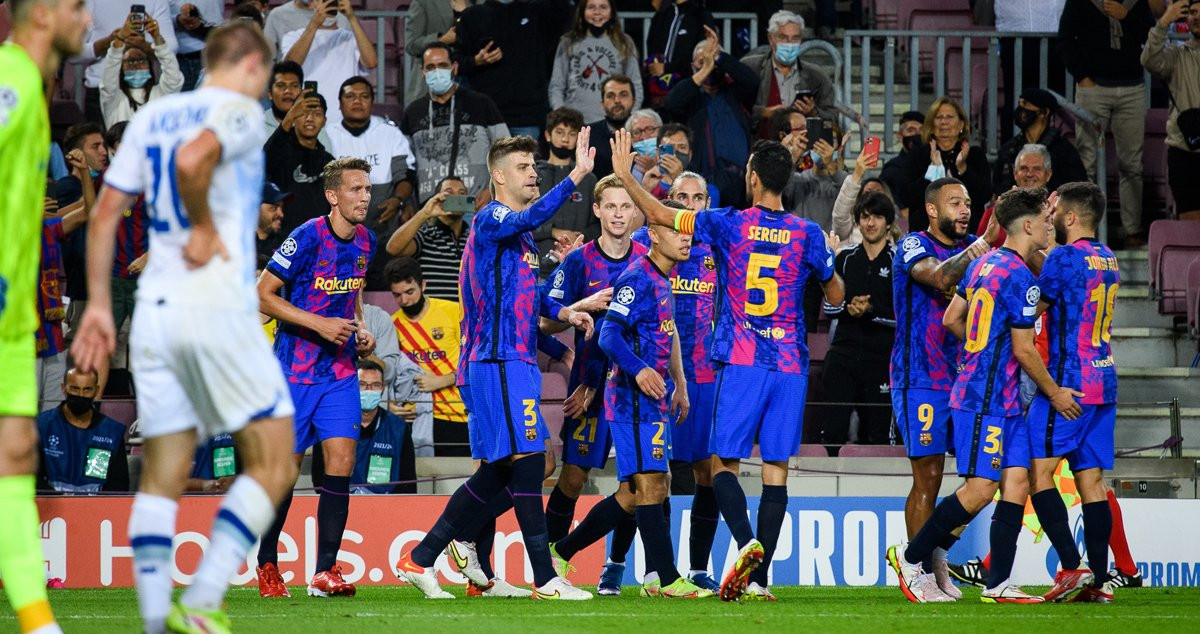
[360,390,382,411]
[89,168,100,178]
[775,42,801,66]
[632,137,657,156]
[425,68,454,95]
[124,69,151,88]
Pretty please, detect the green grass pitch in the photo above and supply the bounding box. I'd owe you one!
[9,585,1200,632]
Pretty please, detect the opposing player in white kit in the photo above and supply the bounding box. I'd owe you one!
[71,22,298,634]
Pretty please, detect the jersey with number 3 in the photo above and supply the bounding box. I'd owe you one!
[1039,239,1119,404]
[677,206,833,374]
[103,87,265,310]
[950,248,1039,417]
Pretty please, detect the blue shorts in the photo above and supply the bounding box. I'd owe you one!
[951,409,1031,481]
[670,380,715,464]
[610,419,672,482]
[290,375,361,453]
[459,384,487,460]
[562,409,612,469]
[709,365,808,462]
[468,360,549,462]
[1027,395,1116,471]
[893,388,952,458]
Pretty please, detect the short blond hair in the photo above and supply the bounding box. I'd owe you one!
[593,174,627,205]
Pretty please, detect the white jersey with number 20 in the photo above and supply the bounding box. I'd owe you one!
[104,86,265,310]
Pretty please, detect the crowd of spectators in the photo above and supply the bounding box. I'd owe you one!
[27,1,1200,489]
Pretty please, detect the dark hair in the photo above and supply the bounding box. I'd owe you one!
[748,140,793,195]
[924,177,965,206]
[385,256,424,285]
[1055,181,1106,229]
[357,358,385,375]
[562,0,635,62]
[231,2,265,27]
[994,187,1046,232]
[854,191,896,225]
[858,177,893,201]
[63,122,104,152]
[309,92,328,113]
[600,74,635,97]
[339,75,373,99]
[322,157,372,190]
[545,107,584,133]
[203,20,272,73]
[117,46,159,113]
[768,106,802,142]
[657,123,691,146]
[271,60,304,85]
[104,121,128,149]
[487,135,539,172]
[422,41,453,61]
[435,176,466,193]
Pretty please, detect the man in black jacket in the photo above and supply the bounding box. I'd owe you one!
[1058,0,1154,245]
[264,93,336,237]
[818,192,896,446]
[644,0,717,107]
[993,88,1088,195]
[454,0,573,137]
[880,110,925,221]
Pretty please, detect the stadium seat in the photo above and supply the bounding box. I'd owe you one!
[100,399,137,426]
[796,444,830,458]
[363,290,399,315]
[1148,220,1200,314]
[1187,257,1200,337]
[837,444,906,458]
[907,11,985,79]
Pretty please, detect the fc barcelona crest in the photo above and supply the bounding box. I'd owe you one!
[432,327,444,340]
[652,447,664,460]
[356,255,367,271]
[919,433,932,447]
[578,444,589,456]
[991,457,1001,470]
[703,256,715,271]
[525,428,538,441]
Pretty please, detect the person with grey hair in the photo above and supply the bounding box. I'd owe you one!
[992,88,1086,195]
[741,9,837,135]
[626,107,664,181]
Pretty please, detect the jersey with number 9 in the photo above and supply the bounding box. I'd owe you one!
[103,88,265,310]
[679,206,834,374]
[1039,238,1120,404]
[949,248,1039,417]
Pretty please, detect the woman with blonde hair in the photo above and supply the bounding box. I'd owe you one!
[548,0,642,123]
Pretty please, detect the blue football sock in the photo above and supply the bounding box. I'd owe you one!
[509,455,557,586]
[689,485,719,573]
[1082,501,1112,584]
[314,475,350,572]
[905,493,971,565]
[749,485,787,586]
[712,471,754,547]
[256,490,293,567]
[556,494,627,561]
[636,503,680,585]
[545,486,578,543]
[986,500,1024,589]
[1032,489,1082,570]
[412,461,506,567]
[608,509,638,564]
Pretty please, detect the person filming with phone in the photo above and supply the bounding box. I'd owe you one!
[743,10,837,138]
[384,177,472,302]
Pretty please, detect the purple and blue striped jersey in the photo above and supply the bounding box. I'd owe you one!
[1039,238,1120,405]
[266,216,376,384]
[950,248,1040,417]
[464,178,578,364]
[601,255,676,419]
[113,196,149,279]
[36,218,66,358]
[544,239,647,390]
[632,226,716,384]
[890,231,975,391]
[678,206,833,374]
[456,237,477,387]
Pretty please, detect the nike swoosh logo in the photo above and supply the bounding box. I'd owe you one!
[588,281,602,287]
[400,560,424,573]
[535,590,561,599]
[448,544,468,568]
[660,299,668,305]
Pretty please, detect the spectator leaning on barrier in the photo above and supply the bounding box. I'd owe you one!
[170,0,223,91]
[385,176,471,302]
[454,0,574,137]
[536,108,600,275]
[36,368,130,493]
[1058,0,1154,245]
[79,0,178,124]
[743,10,837,138]
[818,192,897,446]
[402,42,510,202]
[402,0,482,108]
[549,0,642,124]
[993,88,1088,196]
[265,92,336,236]
[100,14,183,128]
[1142,0,1200,220]
[280,0,378,127]
[263,61,334,150]
[666,27,758,208]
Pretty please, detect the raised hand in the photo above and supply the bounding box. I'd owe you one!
[573,125,595,175]
[474,40,503,67]
[610,128,635,179]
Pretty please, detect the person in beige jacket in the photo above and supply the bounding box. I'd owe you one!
[1142,0,1200,219]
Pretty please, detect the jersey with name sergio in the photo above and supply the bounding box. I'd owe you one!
[602,255,676,420]
[678,206,833,374]
[632,227,717,384]
[465,178,577,364]
[104,87,266,310]
[267,216,376,384]
[950,248,1040,417]
[545,239,648,391]
[1040,238,1120,404]
[890,231,975,391]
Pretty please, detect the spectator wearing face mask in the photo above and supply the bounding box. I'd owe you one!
[639,123,719,205]
[99,14,183,128]
[879,110,925,221]
[992,88,1086,195]
[743,10,837,138]
[36,368,130,493]
[535,107,600,275]
[548,0,642,123]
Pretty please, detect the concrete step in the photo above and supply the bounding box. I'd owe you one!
[1111,327,1194,367]
[1116,366,1200,407]
[1113,248,1150,285]
[1114,286,1176,329]
[1115,405,1200,455]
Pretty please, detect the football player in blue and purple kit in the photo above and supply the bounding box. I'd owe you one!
[890,177,998,599]
[1027,182,1122,603]
[397,133,597,601]
[257,157,378,599]
[888,188,1084,604]
[612,129,845,602]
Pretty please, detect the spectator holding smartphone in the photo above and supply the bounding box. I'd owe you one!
[78,1,178,125]
[264,61,335,150]
[278,0,378,127]
[169,1,223,90]
[742,10,837,138]
[99,12,183,128]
